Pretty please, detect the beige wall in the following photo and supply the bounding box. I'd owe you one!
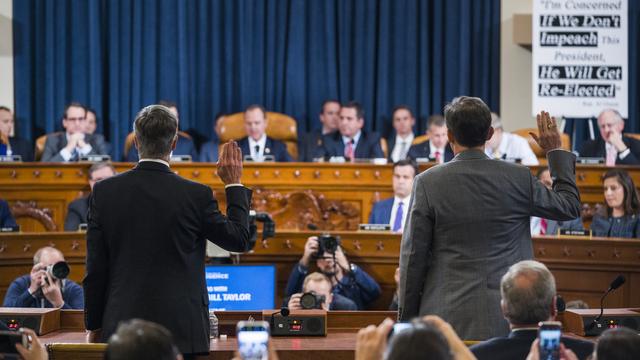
[500,0,533,132]
[0,0,13,109]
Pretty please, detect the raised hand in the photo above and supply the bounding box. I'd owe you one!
[217,141,243,185]
[530,111,562,153]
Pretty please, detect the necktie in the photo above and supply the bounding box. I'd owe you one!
[435,151,441,164]
[70,148,79,162]
[606,147,617,166]
[398,142,407,160]
[392,201,404,232]
[254,145,260,160]
[540,218,547,235]
[345,140,354,162]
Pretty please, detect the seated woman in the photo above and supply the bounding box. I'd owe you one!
[591,169,640,238]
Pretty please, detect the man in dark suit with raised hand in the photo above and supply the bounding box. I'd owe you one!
[84,105,252,357]
[399,97,580,341]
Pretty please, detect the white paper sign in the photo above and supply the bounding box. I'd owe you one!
[532,0,627,117]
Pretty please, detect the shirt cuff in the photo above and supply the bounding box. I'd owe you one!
[225,184,244,188]
[79,144,92,155]
[59,148,73,161]
[618,148,631,160]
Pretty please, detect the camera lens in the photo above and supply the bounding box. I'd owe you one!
[50,261,70,280]
[300,293,317,309]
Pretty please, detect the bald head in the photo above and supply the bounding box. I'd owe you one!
[597,109,625,143]
[500,260,556,325]
[33,247,65,266]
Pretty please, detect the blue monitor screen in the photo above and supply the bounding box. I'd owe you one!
[204,265,276,310]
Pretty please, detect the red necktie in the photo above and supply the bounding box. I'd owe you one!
[345,141,354,162]
[540,218,547,235]
[435,151,441,164]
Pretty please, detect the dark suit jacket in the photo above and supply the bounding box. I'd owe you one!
[319,131,384,159]
[198,140,219,163]
[470,329,594,360]
[0,200,17,228]
[399,150,580,340]
[406,140,454,162]
[41,132,109,162]
[238,136,292,162]
[64,196,89,231]
[579,136,640,165]
[298,129,329,162]
[3,137,34,161]
[126,135,198,162]
[84,161,252,354]
[368,198,394,224]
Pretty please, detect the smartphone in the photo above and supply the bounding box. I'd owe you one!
[387,322,412,339]
[237,321,270,360]
[0,330,28,360]
[538,321,562,360]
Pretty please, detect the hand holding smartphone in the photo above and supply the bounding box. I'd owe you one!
[237,321,270,360]
[538,321,562,360]
[0,329,29,360]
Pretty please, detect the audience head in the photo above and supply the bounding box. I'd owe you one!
[33,246,65,267]
[484,112,504,150]
[88,162,116,190]
[0,106,14,137]
[385,318,452,360]
[339,101,364,138]
[392,159,418,199]
[426,115,448,149]
[158,100,179,120]
[244,104,268,141]
[602,169,640,217]
[391,105,415,137]
[500,260,557,326]
[319,100,341,133]
[592,327,640,360]
[133,105,178,160]
[105,319,182,360]
[302,272,333,311]
[443,96,492,149]
[63,102,88,135]
[85,108,98,134]
[537,167,553,190]
[597,109,625,143]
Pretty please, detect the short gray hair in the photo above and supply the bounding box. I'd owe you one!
[501,260,556,325]
[33,246,64,265]
[133,105,178,159]
[598,109,624,123]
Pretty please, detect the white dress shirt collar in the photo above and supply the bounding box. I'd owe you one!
[139,158,170,168]
[249,134,268,159]
[342,131,362,147]
[429,141,446,163]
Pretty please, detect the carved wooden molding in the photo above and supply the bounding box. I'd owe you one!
[251,189,360,230]
[10,201,57,231]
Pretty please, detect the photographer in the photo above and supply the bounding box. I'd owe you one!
[3,246,84,309]
[286,272,357,311]
[285,236,381,310]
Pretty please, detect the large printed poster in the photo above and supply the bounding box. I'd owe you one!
[532,0,628,117]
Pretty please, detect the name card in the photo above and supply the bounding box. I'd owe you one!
[0,226,20,233]
[0,155,22,162]
[79,155,111,162]
[577,157,605,164]
[243,155,275,162]
[359,224,391,231]
[559,229,591,237]
[170,155,193,163]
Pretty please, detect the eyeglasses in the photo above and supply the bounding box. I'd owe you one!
[65,117,86,122]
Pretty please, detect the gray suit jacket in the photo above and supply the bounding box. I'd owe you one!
[41,132,109,162]
[398,149,580,341]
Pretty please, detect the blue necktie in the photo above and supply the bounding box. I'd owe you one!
[392,201,404,232]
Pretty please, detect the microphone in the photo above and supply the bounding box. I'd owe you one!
[270,307,290,330]
[307,223,318,231]
[585,274,626,332]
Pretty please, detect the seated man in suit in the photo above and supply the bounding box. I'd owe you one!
[286,272,357,311]
[531,167,584,236]
[41,103,109,162]
[470,260,593,360]
[299,100,340,162]
[199,112,224,163]
[3,246,84,309]
[64,162,117,231]
[0,106,34,161]
[407,115,454,163]
[368,159,418,233]
[126,100,199,161]
[387,105,416,162]
[318,101,384,161]
[238,104,292,162]
[485,112,539,166]
[286,236,381,310]
[579,109,640,166]
[0,199,17,228]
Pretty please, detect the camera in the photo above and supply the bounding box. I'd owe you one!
[315,234,341,258]
[46,261,70,281]
[299,292,326,310]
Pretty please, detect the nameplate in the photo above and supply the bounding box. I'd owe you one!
[0,155,22,162]
[170,155,193,163]
[577,157,605,164]
[328,156,346,163]
[415,157,433,163]
[353,158,388,165]
[243,155,275,162]
[501,158,522,164]
[559,229,591,237]
[78,223,88,231]
[0,226,20,232]
[79,155,111,162]
[359,224,391,231]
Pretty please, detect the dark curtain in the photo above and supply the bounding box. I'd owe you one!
[13,0,500,160]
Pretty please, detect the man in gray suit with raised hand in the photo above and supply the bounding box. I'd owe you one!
[398,96,580,341]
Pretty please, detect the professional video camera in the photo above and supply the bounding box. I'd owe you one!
[299,291,326,309]
[314,234,341,259]
[248,211,276,250]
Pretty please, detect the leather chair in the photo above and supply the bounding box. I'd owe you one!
[412,134,429,145]
[34,133,57,161]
